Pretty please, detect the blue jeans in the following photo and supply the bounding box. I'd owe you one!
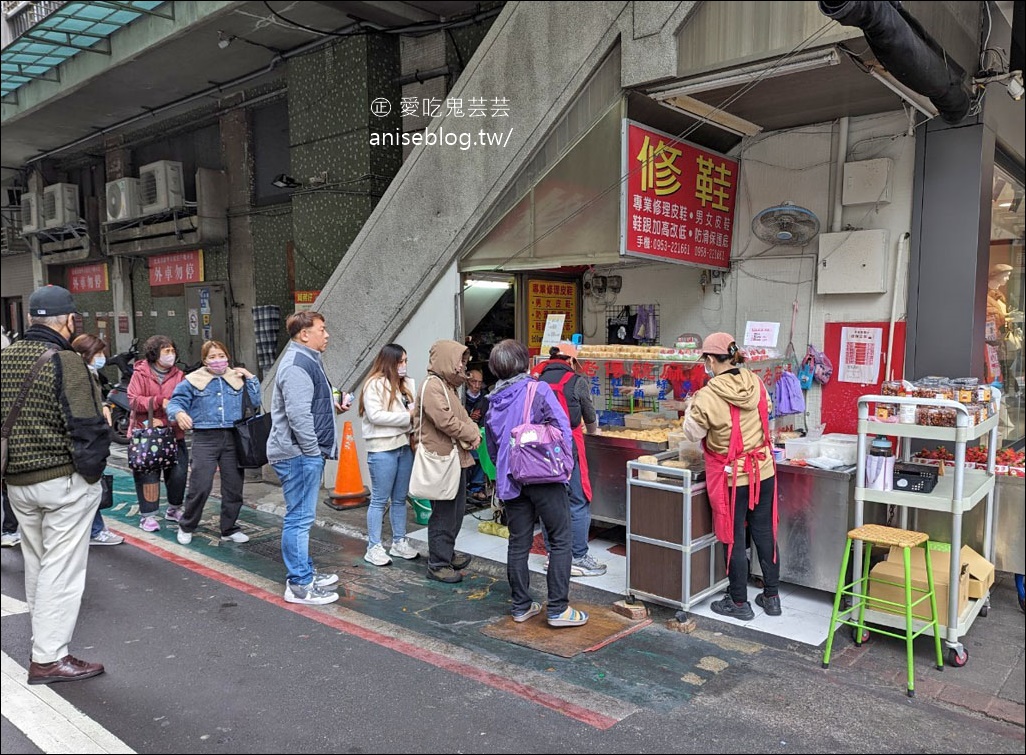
[467,450,486,494]
[273,454,326,586]
[366,445,414,548]
[90,509,106,538]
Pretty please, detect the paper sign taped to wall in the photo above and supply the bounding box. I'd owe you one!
[540,314,567,350]
[743,321,780,348]
[839,326,882,383]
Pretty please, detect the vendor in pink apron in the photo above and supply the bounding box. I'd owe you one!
[682,332,781,621]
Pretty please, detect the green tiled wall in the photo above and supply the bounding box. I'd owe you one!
[286,35,401,294]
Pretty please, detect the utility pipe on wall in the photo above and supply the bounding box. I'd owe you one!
[885,231,911,382]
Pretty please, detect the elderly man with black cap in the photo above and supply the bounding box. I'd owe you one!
[0,284,111,685]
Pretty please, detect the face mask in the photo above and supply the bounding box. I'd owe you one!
[703,359,715,378]
[91,355,106,372]
[158,353,176,368]
[397,365,407,377]
[206,358,229,375]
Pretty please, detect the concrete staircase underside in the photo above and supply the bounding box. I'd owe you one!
[307,1,696,389]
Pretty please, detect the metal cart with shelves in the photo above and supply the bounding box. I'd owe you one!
[625,451,726,621]
[852,391,1001,667]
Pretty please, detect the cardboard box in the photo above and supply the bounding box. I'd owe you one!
[901,544,995,600]
[869,556,968,621]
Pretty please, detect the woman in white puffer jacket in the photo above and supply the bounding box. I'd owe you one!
[359,343,418,566]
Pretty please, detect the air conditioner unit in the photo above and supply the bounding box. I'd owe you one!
[106,178,141,222]
[41,183,80,229]
[21,193,40,234]
[138,160,185,216]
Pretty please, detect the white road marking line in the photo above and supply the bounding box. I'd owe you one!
[1,594,29,616]
[0,651,136,754]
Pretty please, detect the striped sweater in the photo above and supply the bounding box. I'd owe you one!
[0,326,111,485]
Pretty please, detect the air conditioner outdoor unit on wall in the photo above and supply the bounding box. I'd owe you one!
[21,193,39,234]
[138,160,185,216]
[41,183,80,229]
[106,178,141,222]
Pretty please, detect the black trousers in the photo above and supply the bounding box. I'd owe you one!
[427,468,468,569]
[179,429,245,536]
[726,475,779,604]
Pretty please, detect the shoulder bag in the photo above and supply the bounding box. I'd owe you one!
[509,381,572,485]
[233,382,271,469]
[408,376,462,501]
[1,348,58,477]
[128,402,179,473]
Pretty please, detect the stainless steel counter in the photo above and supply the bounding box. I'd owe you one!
[585,434,667,526]
[752,463,887,592]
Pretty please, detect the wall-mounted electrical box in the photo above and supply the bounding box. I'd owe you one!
[817,229,890,294]
[842,158,893,206]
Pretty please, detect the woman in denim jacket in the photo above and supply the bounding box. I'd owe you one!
[166,340,261,545]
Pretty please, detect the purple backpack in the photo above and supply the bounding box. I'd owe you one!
[509,381,572,486]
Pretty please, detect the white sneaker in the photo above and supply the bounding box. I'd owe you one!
[177,529,193,545]
[90,529,124,546]
[221,531,250,544]
[389,538,419,560]
[364,543,392,566]
[0,531,21,547]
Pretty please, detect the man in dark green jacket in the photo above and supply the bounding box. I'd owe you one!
[0,285,111,685]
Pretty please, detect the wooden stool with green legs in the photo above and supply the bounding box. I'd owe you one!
[822,524,944,697]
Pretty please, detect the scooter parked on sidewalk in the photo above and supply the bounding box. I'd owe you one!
[104,339,139,444]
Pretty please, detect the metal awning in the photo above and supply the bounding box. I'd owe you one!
[1,1,170,99]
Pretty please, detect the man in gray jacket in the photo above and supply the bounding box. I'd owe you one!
[267,310,351,605]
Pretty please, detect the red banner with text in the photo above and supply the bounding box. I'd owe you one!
[67,263,109,294]
[149,250,204,287]
[622,120,737,270]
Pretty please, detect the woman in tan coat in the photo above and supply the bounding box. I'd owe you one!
[416,340,482,583]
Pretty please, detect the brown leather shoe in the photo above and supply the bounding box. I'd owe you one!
[450,552,473,571]
[28,655,105,685]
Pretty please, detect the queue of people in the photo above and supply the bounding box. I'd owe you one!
[1,290,637,689]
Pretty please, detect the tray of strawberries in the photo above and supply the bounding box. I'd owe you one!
[911,445,1025,477]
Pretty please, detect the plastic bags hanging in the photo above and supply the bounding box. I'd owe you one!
[773,370,806,416]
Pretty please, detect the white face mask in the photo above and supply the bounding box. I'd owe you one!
[397,365,407,377]
[703,359,715,378]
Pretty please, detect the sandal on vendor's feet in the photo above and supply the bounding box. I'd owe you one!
[512,602,542,623]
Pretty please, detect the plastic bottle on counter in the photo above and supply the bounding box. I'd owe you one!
[866,435,894,491]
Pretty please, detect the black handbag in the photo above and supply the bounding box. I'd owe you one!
[233,387,271,469]
[128,404,179,473]
[607,305,639,345]
[99,473,115,510]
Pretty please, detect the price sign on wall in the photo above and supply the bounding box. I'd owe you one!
[526,280,577,351]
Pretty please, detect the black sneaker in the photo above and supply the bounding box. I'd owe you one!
[756,592,782,616]
[710,596,755,621]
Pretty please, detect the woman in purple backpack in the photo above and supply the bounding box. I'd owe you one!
[485,339,588,628]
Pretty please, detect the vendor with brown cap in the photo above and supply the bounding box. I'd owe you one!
[683,332,780,621]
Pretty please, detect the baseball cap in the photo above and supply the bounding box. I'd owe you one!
[701,332,736,356]
[555,341,579,359]
[989,263,1013,277]
[28,285,78,317]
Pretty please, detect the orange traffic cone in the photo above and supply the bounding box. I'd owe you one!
[325,421,370,510]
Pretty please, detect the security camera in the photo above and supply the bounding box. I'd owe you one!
[1007,71,1024,101]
